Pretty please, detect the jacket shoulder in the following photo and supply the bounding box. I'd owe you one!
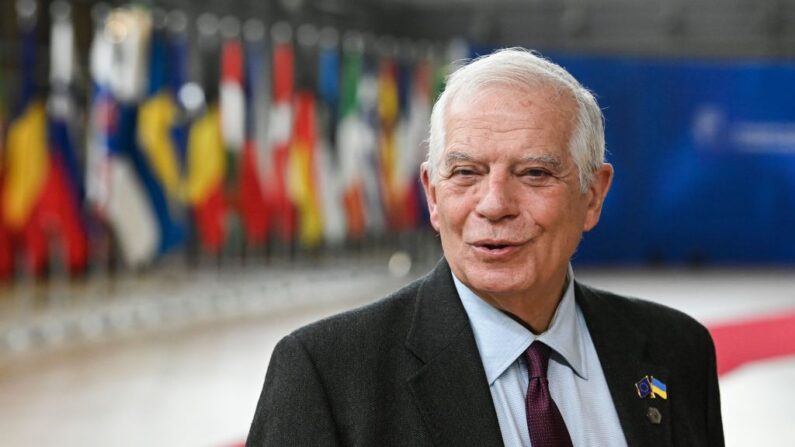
[577,282,714,347]
[287,274,424,352]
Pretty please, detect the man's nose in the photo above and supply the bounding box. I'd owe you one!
[474,173,519,222]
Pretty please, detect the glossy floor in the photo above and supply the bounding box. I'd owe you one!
[0,264,793,446]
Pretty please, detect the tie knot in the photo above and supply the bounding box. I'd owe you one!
[525,341,551,379]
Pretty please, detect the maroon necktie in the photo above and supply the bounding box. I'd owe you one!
[525,341,573,447]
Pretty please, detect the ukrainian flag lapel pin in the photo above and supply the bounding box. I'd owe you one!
[636,375,667,400]
[650,376,667,399]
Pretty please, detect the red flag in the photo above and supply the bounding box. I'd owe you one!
[235,34,269,245]
[240,140,268,243]
[0,72,14,278]
[194,183,226,251]
[28,152,88,274]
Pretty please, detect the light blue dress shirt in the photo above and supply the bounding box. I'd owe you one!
[453,269,628,447]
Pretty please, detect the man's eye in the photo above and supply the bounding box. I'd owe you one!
[522,169,550,177]
[452,168,477,177]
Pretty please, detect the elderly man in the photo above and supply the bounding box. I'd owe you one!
[247,48,724,447]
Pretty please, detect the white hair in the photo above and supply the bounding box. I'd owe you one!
[426,47,605,192]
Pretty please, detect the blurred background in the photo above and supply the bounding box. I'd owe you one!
[0,0,793,445]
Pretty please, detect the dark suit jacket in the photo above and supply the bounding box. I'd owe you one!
[247,259,724,446]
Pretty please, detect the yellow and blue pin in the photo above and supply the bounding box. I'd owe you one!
[635,375,667,400]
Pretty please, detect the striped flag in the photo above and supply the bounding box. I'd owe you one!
[245,20,272,194]
[396,54,432,230]
[3,10,47,241]
[87,7,185,268]
[336,36,369,239]
[288,26,323,248]
[185,15,227,253]
[315,28,346,245]
[377,56,401,231]
[185,104,226,252]
[220,31,246,157]
[287,92,323,248]
[86,15,159,268]
[44,2,89,274]
[239,19,270,245]
[218,23,246,253]
[3,3,88,276]
[266,23,296,242]
[356,52,386,236]
[137,25,182,201]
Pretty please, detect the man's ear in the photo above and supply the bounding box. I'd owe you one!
[420,163,441,232]
[582,163,614,232]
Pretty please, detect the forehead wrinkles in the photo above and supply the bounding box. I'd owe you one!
[449,82,574,115]
[446,117,543,142]
[446,87,575,138]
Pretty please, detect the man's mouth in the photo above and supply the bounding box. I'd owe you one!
[481,243,510,250]
[471,240,525,254]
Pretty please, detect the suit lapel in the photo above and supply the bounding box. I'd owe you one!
[576,282,672,447]
[405,259,504,447]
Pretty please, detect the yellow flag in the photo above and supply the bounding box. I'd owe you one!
[3,101,49,230]
[184,106,225,205]
[286,93,323,248]
[287,140,323,247]
[138,91,182,199]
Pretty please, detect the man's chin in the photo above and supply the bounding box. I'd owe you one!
[466,275,533,299]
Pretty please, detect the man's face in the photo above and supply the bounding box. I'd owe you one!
[422,84,612,304]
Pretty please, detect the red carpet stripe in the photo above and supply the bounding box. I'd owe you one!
[708,311,795,376]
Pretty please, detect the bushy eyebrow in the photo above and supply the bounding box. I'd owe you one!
[444,151,475,167]
[520,154,563,170]
[444,152,563,170]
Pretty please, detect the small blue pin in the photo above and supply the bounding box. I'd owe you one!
[635,376,652,399]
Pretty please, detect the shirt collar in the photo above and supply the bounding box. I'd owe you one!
[454,266,588,385]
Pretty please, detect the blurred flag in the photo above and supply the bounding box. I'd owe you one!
[315,28,346,245]
[288,25,323,248]
[2,9,48,272]
[44,1,89,274]
[3,2,88,276]
[392,58,415,231]
[0,57,11,278]
[336,36,369,239]
[86,7,184,268]
[3,99,49,272]
[266,23,296,242]
[137,25,182,200]
[218,20,247,253]
[357,51,386,236]
[287,92,322,248]
[117,9,186,258]
[245,20,273,205]
[164,12,191,193]
[185,14,227,253]
[396,54,432,230]
[239,19,270,246]
[220,31,246,157]
[377,56,401,231]
[108,8,150,104]
[185,104,226,252]
[86,12,157,268]
[217,21,266,247]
